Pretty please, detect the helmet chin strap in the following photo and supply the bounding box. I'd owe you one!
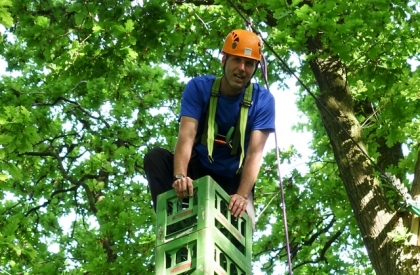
[248,62,259,87]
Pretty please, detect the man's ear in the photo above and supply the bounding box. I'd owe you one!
[221,54,227,66]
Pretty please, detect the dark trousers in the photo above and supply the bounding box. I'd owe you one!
[143,147,241,210]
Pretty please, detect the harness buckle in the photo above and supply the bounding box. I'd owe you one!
[241,99,253,108]
[215,134,233,148]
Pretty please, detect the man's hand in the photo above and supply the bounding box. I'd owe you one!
[172,177,194,199]
[229,194,248,218]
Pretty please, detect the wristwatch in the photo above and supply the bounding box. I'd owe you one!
[173,174,185,181]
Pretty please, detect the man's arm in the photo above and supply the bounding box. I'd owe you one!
[172,116,198,199]
[229,129,271,217]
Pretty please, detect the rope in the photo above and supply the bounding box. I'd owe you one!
[244,10,294,275]
[224,0,401,274]
[261,51,294,275]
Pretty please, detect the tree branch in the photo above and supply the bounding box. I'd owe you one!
[172,0,278,27]
[1,202,22,215]
[254,214,339,273]
[71,189,78,239]
[22,150,98,214]
[25,186,79,216]
[22,151,79,185]
[303,215,335,246]
[292,227,343,273]
[319,228,343,262]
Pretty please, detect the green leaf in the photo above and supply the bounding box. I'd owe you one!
[114,24,126,34]
[0,0,12,27]
[0,133,13,144]
[0,0,12,7]
[126,48,138,60]
[66,2,82,13]
[12,245,22,256]
[7,163,22,180]
[125,19,134,33]
[74,12,86,26]
[295,4,312,20]
[0,116,7,125]
[0,174,8,181]
[3,216,20,236]
[35,16,50,28]
[0,8,13,28]
[93,24,102,33]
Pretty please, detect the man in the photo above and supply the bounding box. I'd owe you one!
[144,29,275,227]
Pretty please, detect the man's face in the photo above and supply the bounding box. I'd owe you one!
[222,55,257,91]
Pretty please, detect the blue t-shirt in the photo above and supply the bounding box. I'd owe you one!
[180,75,275,178]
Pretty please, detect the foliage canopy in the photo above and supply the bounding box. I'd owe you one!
[1,0,420,274]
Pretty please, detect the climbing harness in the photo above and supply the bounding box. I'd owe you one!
[201,76,253,173]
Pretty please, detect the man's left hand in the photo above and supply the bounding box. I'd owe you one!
[229,194,248,218]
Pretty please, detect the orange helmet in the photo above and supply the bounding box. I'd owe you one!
[222,29,262,61]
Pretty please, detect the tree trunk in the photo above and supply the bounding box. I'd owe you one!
[307,49,420,274]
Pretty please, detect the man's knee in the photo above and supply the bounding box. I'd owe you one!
[144,147,166,162]
[144,147,171,171]
[144,148,174,208]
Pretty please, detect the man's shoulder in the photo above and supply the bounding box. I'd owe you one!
[252,83,274,99]
[184,76,217,99]
[188,75,217,86]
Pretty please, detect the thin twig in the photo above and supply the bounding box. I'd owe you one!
[256,190,280,221]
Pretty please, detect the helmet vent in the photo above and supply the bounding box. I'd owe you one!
[231,32,239,49]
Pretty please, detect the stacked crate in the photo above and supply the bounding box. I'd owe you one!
[155,176,252,275]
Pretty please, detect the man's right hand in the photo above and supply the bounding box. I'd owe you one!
[172,177,194,199]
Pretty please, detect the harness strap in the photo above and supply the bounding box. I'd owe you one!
[232,84,253,172]
[201,77,221,162]
[201,76,253,171]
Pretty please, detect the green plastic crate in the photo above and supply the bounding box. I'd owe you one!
[155,227,251,275]
[155,176,252,265]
